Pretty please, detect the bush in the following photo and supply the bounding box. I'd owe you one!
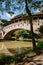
[37,41,43,48]
[19,29,40,39]
[39,25,43,34]
[34,33,41,39]
[0,55,14,65]
[19,29,29,39]
[0,48,35,64]
[9,29,41,40]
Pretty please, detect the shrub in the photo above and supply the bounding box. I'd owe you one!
[9,29,41,40]
[39,25,43,34]
[0,48,35,64]
[18,29,29,39]
[37,41,43,48]
[0,55,13,65]
[34,33,41,39]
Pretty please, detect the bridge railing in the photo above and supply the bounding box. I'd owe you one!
[3,21,30,31]
[0,31,3,39]
[2,20,43,38]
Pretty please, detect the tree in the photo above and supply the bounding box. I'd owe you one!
[1,19,8,23]
[22,0,43,50]
[19,29,29,39]
[24,0,36,50]
[0,0,43,50]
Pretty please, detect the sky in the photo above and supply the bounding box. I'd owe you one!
[0,10,25,21]
[0,0,41,21]
[0,9,40,21]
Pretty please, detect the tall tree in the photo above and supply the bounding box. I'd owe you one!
[0,0,43,50]
[25,0,36,50]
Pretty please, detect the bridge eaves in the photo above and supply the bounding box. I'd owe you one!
[4,13,43,26]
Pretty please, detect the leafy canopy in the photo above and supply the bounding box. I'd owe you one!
[0,0,43,14]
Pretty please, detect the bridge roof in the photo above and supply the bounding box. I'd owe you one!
[11,12,43,21]
[4,12,43,26]
[32,12,43,17]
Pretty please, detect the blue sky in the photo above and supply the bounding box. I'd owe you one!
[0,0,41,21]
[0,10,25,20]
[0,9,40,21]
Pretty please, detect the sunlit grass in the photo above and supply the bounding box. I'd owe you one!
[0,41,33,49]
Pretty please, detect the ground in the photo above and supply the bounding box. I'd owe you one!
[9,53,43,65]
[0,40,32,49]
[0,40,43,65]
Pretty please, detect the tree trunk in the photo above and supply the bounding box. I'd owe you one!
[25,0,36,50]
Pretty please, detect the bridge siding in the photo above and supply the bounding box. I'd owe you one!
[0,14,43,39]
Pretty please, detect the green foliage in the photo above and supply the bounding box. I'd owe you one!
[22,14,29,21]
[37,41,43,48]
[0,55,14,65]
[0,53,24,64]
[19,29,40,39]
[28,0,32,3]
[10,29,41,40]
[1,19,8,23]
[34,33,41,39]
[19,29,30,39]
[39,25,43,34]
[0,0,43,13]
[0,49,35,64]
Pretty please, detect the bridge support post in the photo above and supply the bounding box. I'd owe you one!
[0,31,3,39]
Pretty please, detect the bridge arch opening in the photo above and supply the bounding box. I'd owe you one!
[3,28,30,40]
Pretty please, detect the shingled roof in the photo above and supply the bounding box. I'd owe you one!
[4,12,43,26]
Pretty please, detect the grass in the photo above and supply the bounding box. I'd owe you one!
[0,40,33,49]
